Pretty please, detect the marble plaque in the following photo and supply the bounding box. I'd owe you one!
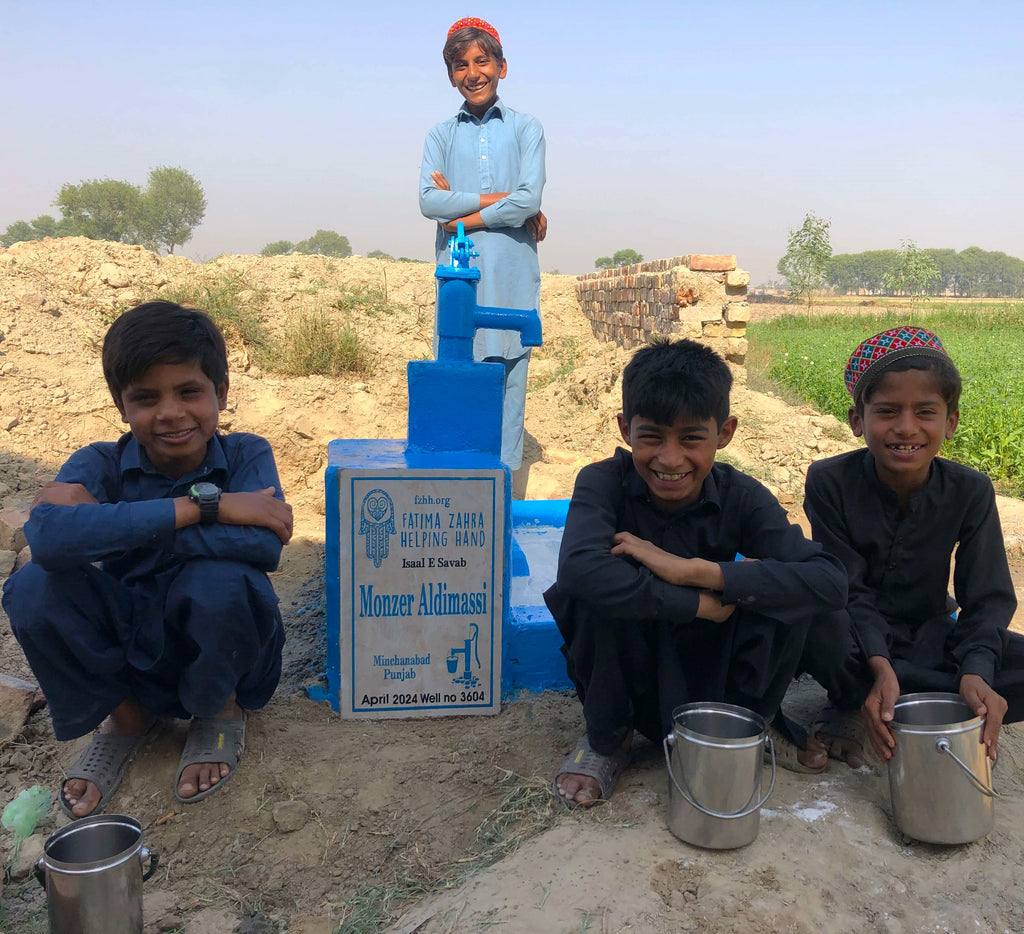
[337,468,505,718]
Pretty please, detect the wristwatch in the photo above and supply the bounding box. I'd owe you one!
[188,481,222,525]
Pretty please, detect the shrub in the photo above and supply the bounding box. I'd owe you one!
[331,285,398,319]
[147,273,270,356]
[261,240,294,256]
[274,308,371,377]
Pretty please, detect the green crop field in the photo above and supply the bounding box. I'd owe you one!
[747,303,1024,498]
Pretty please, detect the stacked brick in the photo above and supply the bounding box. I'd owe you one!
[575,254,750,364]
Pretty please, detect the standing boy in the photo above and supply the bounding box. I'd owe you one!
[803,326,1024,766]
[419,17,546,488]
[2,301,292,817]
[544,339,848,806]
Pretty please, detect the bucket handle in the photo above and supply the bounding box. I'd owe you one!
[935,738,999,798]
[663,734,776,820]
[141,847,160,882]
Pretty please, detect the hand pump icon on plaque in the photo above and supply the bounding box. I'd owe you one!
[447,624,481,688]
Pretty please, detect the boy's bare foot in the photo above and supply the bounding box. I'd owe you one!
[555,771,602,806]
[768,714,828,773]
[62,698,156,818]
[811,705,867,769]
[176,697,243,800]
[555,732,632,807]
[796,736,829,771]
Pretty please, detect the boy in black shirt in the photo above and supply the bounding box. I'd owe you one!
[803,326,1024,766]
[544,339,848,806]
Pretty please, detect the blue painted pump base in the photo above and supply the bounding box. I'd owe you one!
[310,223,564,710]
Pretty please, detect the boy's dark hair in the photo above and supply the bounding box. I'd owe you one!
[622,338,732,428]
[856,355,963,415]
[443,27,503,77]
[102,301,228,406]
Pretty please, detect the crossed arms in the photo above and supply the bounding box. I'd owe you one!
[418,115,547,240]
[26,441,293,574]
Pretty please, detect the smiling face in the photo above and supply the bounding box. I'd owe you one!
[117,360,227,478]
[849,367,958,497]
[449,40,506,116]
[618,411,737,512]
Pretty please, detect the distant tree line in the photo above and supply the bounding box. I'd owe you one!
[595,248,643,270]
[260,230,351,257]
[1,167,206,254]
[260,237,428,263]
[827,246,1024,298]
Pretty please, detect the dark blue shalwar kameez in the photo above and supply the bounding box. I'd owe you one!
[543,449,849,755]
[1,432,285,741]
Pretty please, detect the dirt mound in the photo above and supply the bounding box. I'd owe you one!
[0,237,858,519]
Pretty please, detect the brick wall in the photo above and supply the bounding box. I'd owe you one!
[575,254,750,364]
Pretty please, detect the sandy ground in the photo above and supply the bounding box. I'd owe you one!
[2,239,1024,933]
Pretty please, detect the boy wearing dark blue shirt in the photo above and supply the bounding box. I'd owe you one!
[544,339,847,806]
[803,327,1024,766]
[2,301,292,818]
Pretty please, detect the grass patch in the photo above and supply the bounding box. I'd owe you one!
[530,336,582,391]
[748,303,1024,496]
[152,272,271,357]
[335,769,555,933]
[127,277,389,379]
[331,285,401,319]
[272,308,372,377]
[547,336,581,377]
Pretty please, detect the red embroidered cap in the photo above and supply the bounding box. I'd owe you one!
[845,325,949,402]
[447,17,501,43]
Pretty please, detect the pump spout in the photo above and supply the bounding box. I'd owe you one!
[474,305,543,347]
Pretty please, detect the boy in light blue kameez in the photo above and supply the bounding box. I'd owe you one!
[419,17,547,482]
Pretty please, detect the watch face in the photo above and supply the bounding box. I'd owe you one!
[192,482,220,496]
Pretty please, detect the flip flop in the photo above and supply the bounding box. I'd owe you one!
[175,712,246,803]
[767,713,827,774]
[811,704,867,769]
[552,734,631,808]
[59,721,161,820]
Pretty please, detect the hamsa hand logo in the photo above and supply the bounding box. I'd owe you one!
[359,489,396,568]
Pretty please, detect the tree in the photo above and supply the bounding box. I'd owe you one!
[294,229,351,257]
[367,249,394,260]
[1,214,74,248]
[261,240,295,256]
[594,248,644,270]
[1,220,35,247]
[884,239,940,303]
[29,214,70,239]
[141,166,206,254]
[3,168,208,254]
[55,178,145,243]
[777,212,832,310]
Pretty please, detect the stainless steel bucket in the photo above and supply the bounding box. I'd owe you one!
[663,702,776,849]
[34,814,159,934]
[888,692,997,844]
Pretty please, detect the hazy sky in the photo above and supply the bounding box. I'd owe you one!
[4,0,1023,283]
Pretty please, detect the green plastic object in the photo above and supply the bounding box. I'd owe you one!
[2,785,51,840]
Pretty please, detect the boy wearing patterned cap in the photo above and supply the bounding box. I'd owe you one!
[801,326,1024,767]
[419,18,546,492]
